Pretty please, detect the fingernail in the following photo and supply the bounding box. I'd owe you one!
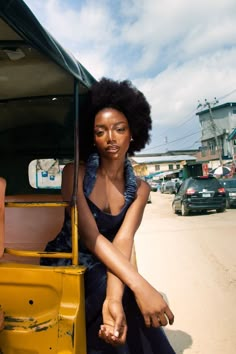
[114,330,119,338]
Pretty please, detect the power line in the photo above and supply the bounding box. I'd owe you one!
[154,110,197,139]
[145,131,200,151]
[217,88,236,101]
[150,86,236,152]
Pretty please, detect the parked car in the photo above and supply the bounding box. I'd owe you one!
[150,181,158,192]
[219,178,236,208]
[160,180,176,194]
[172,176,226,216]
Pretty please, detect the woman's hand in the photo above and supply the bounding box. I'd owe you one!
[134,281,174,328]
[99,298,127,346]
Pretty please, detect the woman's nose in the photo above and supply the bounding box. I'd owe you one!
[107,129,115,142]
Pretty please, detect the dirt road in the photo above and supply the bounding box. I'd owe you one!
[135,191,236,354]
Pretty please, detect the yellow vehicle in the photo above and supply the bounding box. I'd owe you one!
[0,0,96,352]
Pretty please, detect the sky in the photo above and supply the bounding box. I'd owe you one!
[24,0,236,154]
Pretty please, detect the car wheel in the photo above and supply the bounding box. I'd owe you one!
[181,203,189,216]
[216,208,225,213]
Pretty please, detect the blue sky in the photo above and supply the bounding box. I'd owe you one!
[24,0,236,153]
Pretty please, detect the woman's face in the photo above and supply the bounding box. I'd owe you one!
[94,108,131,160]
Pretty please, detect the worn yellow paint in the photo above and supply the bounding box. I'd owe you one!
[1,200,86,352]
[0,263,86,353]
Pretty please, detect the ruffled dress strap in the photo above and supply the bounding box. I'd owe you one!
[83,152,137,203]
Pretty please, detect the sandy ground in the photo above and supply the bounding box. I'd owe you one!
[135,191,236,354]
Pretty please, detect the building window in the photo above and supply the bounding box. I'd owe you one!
[155,164,160,171]
[168,164,173,170]
[208,141,216,155]
[201,145,207,157]
[176,164,180,169]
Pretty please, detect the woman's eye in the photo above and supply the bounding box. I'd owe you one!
[95,130,104,137]
[116,127,126,133]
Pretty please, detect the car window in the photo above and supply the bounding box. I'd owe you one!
[166,181,174,186]
[220,180,236,188]
[189,178,220,191]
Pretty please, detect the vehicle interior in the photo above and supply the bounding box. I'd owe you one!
[0,1,96,352]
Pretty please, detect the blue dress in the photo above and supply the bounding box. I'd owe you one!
[41,153,176,354]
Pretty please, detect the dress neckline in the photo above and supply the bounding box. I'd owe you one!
[83,153,137,208]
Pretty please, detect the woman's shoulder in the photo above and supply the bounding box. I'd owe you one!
[135,177,151,196]
[62,162,86,175]
[136,177,150,189]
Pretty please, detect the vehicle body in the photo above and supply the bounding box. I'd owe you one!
[150,181,158,192]
[0,1,96,353]
[172,176,226,216]
[219,178,236,208]
[160,180,176,194]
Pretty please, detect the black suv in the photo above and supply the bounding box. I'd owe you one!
[219,178,236,208]
[172,176,226,216]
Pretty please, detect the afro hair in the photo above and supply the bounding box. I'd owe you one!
[79,77,152,159]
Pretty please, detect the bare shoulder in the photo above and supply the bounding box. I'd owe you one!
[62,162,85,177]
[62,162,86,186]
[136,177,151,195]
[62,162,74,176]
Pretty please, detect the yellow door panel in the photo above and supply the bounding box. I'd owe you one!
[0,263,86,354]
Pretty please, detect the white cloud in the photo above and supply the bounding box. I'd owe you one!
[23,0,236,151]
[120,0,236,71]
[136,48,236,126]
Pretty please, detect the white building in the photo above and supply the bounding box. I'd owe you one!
[196,102,236,166]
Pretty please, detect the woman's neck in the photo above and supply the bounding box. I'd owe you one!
[99,157,126,180]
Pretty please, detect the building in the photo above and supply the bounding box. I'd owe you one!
[131,154,196,179]
[196,102,236,169]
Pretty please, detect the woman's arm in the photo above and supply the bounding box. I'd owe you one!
[101,179,150,343]
[105,178,150,302]
[62,164,174,327]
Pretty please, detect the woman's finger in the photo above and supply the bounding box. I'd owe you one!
[150,316,161,328]
[143,314,152,327]
[165,307,175,325]
[158,313,168,326]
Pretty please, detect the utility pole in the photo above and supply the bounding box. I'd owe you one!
[164,136,168,152]
[198,98,223,166]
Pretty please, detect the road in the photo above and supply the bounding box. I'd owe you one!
[135,191,236,354]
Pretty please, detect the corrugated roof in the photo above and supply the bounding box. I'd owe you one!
[132,155,196,164]
[197,102,236,115]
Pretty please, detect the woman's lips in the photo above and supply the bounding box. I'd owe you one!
[106,145,119,152]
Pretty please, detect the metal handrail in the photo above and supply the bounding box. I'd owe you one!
[4,200,79,265]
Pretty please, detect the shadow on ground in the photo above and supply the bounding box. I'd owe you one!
[161,292,193,353]
[165,328,193,354]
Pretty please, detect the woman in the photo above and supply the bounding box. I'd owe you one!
[41,78,176,354]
